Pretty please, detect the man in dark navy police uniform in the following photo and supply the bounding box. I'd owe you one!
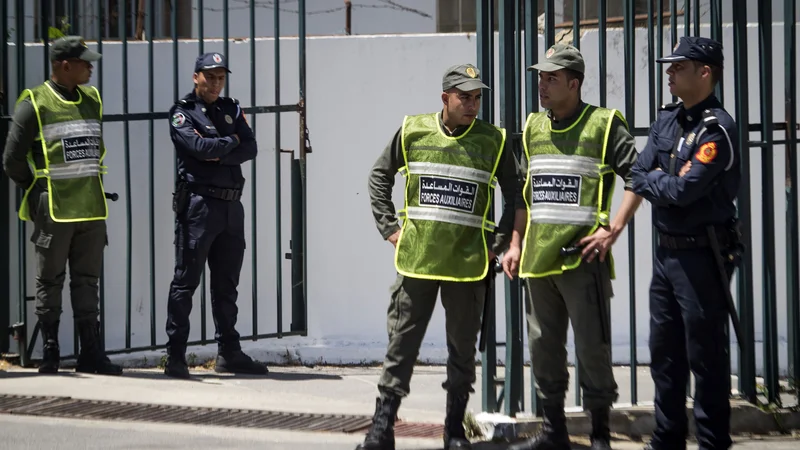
[164,52,266,378]
[631,36,742,450]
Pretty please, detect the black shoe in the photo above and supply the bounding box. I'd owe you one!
[589,408,611,450]
[75,320,122,376]
[164,348,191,379]
[443,391,472,449]
[508,405,571,450]
[356,392,402,450]
[38,320,60,374]
[214,349,268,375]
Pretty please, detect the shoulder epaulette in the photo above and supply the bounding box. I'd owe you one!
[658,102,681,112]
[220,97,239,105]
[702,108,719,126]
[175,98,194,107]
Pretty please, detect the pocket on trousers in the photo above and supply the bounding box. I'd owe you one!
[174,238,199,280]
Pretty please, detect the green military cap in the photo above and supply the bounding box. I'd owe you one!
[50,35,102,62]
[528,43,585,74]
[442,64,490,92]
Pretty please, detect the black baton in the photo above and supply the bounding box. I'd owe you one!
[594,260,610,345]
[479,259,502,352]
[706,225,744,349]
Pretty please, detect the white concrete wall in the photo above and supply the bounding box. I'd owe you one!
[4,22,799,376]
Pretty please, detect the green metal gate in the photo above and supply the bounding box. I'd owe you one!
[478,0,800,415]
[1,0,310,366]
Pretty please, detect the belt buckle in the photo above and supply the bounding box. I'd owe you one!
[223,189,235,201]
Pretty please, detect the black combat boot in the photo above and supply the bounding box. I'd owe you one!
[356,392,402,450]
[214,347,268,375]
[508,405,571,450]
[164,346,190,379]
[38,320,60,374]
[443,390,472,449]
[75,320,122,375]
[589,407,611,450]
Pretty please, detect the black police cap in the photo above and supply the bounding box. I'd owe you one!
[656,36,724,68]
[194,52,231,73]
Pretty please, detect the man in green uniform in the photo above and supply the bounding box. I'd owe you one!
[2,36,121,376]
[503,44,642,450]
[360,64,525,450]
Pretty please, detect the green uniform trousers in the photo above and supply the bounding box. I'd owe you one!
[29,191,106,325]
[378,274,486,397]
[524,258,618,410]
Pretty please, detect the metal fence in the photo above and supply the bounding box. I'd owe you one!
[477,0,800,416]
[1,0,310,365]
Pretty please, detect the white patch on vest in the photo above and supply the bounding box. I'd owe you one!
[418,176,478,213]
[530,174,581,205]
[62,136,101,163]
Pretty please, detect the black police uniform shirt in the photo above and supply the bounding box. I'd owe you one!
[169,91,257,190]
[631,95,740,236]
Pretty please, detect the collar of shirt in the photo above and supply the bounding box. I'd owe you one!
[547,101,586,130]
[47,79,80,102]
[438,110,470,137]
[679,94,721,128]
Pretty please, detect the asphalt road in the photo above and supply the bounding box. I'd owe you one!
[1,414,798,450]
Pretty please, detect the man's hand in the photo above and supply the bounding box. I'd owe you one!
[577,225,618,263]
[387,230,400,247]
[679,160,692,177]
[501,246,520,280]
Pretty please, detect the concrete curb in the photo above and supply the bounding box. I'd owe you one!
[475,401,800,441]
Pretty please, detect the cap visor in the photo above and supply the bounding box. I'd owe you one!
[199,64,232,73]
[79,49,102,62]
[655,54,689,63]
[454,80,490,91]
[527,61,566,72]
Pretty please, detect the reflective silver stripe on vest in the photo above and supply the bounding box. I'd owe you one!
[404,206,494,231]
[408,162,493,185]
[528,154,604,177]
[36,161,103,180]
[42,119,102,142]
[529,204,597,226]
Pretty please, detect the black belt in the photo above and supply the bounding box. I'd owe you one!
[657,228,731,250]
[188,184,242,201]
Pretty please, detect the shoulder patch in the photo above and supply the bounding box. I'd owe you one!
[171,112,186,128]
[695,141,718,164]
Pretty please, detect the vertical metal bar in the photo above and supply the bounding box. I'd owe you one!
[0,0,11,356]
[785,0,800,404]
[478,0,497,414]
[500,0,522,417]
[525,0,540,416]
[299,0,308,337]
[172,0,178,103]
[624,0,637,406]
[683,0,690,36]
[147,0,156,347]
[544,0,554,48]
[757,0,779,405]
[15,0,29,367]
[731,0,756,403]
[657,0,664,109]
[42,0,49,79]
[572,0,579,51]
[249,0,258,339]
[274,0,283,337]
[598,0,606,108]
[670,0,677,46]
[198,1,208,345]
[223,0,229,94]
[710,0,722,103]
[70,0,78,36]
[97,0,106,352]
[647,0,656,123]
[692,0,699,36]
[198,0,204,53]
[121,0,132,350]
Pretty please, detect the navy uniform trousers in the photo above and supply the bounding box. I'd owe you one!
[166,192,246,353]
[649,243,734,450]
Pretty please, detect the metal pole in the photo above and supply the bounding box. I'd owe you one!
[624,0,637,406]
[121,0,133,350]
[299,0,309,334]
[0,0,10,356]
[274,0,283,338]
[249,0,259,340]
[757,0,779,405]
[785,0,800,404]
[731,0,757,403]
[478,0,498,414]
[147,0,156,347]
